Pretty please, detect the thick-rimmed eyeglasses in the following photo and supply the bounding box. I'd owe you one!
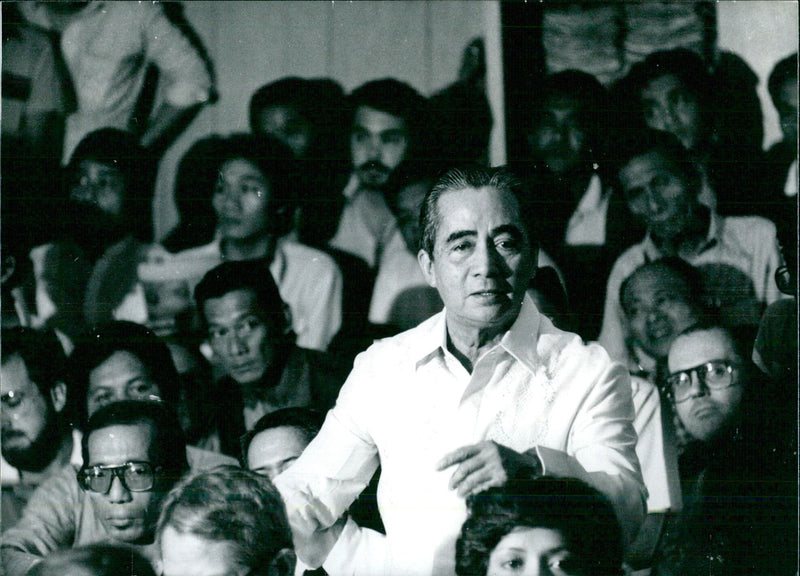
[666,360,738,403]
[78,461,160,494]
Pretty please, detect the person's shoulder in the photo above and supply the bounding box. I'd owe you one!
[607,241,648,283]
[719,214,777,241]
[171,240,219,261]
[186,445,237,471]
[296,346,352,375]
[357,313,442,363]
[279,239,341,273]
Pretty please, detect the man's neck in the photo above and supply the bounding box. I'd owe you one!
[445,319,511,374]
[18,432,74,485]
[650,205,710,256]
[552,166,594,203]
[220,235,276,262]
[240,347,312,428]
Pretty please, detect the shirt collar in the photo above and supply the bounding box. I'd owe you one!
[641,209,720,261]
[412,295,544,374]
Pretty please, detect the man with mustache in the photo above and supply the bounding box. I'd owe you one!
[2,401,189,576]
[1,328,75,530]
[275,166,645,576]
[328,79,426,268]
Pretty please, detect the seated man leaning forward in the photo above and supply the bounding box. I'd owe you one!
[274,166,645,576]
[1,401,188,576]
[195,261,352,457]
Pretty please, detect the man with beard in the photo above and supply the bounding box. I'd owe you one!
[328,79,426,269]
[194,261,351,457]
[29,128,155,344]
[2,327,76,529]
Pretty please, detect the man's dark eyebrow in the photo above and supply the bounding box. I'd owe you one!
[444,230,476,245]
[380,128,407,137]
[492,224,524,239]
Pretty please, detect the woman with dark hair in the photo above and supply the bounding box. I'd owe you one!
[456,475,624,576]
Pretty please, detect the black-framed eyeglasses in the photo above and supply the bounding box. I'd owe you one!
[666,359,738,403]
[78,461,160,494]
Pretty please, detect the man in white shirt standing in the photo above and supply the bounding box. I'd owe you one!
[276,166,645,576]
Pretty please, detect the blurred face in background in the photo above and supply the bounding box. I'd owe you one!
[775,77,798,145]
[530,95,587,174]
[622,266,700,360]
[68,159,129,245]
[254,106,313,158]
[246,426,309,480]
[213,159,271,242]
[641,74,703,150]
[619,150,697,242]
[351,106,409,190]
[395,180,429,253]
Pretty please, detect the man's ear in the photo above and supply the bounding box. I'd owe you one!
[267,548,296,576]
[418,249,437,288]
[50,381,68,414]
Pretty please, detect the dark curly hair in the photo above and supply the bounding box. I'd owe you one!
[456,476,623,576]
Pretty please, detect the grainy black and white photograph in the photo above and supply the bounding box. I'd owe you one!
[1,2,797,575]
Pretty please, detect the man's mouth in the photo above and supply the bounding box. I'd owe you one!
[471,288,510,301]
[647,325,671,341]
[107,516,138,529]
[1,431,27,444]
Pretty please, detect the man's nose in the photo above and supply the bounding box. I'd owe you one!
[227,333,248,356]
[219,186,241,210]
[686,370,708,398]
[645,186,664,213]
[107,475,133,503]
[473,241,504,277]
[365,136,382,159]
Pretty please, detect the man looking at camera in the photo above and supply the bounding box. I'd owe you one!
[275,166,645,576]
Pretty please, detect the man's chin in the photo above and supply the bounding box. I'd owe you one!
[104,521,151,545]
[356,171,390,190]
[3,443,55,472]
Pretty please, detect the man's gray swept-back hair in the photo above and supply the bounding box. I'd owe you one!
[419,166,535,258]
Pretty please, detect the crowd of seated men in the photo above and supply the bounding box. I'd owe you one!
[1,4,797,574]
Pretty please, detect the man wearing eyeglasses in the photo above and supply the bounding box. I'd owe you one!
[658,325,797,574]
[1,401,188,576]
[2,328,76,530]
[666,324,745,445]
